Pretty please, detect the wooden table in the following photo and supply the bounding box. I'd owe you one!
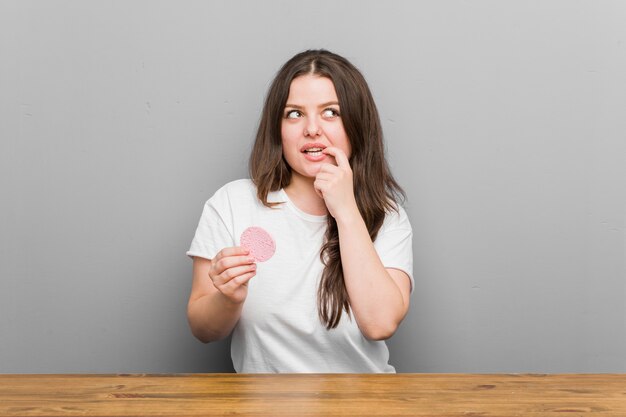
[1,374,625,416]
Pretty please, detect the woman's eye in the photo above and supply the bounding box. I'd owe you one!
[285,110,302,119]
[322,108,340,118]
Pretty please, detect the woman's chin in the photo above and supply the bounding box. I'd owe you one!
[291,168,320,182]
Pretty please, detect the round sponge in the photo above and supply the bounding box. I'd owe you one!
[240,226,276,262]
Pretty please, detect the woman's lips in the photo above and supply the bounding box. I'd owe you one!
[301,143,327,162]
[303,151,327,162]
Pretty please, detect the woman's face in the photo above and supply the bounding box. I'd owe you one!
[281,75,351,181]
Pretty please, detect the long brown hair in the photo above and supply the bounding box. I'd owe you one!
[249,49,405,329]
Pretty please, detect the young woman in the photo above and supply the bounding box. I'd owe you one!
[187,49,413,373]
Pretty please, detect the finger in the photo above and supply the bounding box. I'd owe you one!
[322,146,350,169]
[314,172,335,182]
[231,270,257,286]
[317,163,341,175]
[214,246,250,262]
[213,263,257,286]
[313,178,335,199]
[222,270,257,292]
[211,254,255,276]
[313,179,325,198]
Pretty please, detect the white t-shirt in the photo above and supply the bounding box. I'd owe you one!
[187,179,413,373]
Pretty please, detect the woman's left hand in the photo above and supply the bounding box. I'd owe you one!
[314,146,359,220]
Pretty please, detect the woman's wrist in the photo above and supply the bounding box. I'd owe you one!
[334,205,366,230]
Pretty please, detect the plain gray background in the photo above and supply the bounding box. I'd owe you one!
[1,1,625,373]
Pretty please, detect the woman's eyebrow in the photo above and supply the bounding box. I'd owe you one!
[284,101,340,108]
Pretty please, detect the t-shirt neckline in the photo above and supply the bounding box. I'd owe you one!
[277,189,328,223]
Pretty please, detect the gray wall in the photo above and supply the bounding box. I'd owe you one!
[1,1,625,373]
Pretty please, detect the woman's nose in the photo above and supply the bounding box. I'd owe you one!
[304,119,321,137]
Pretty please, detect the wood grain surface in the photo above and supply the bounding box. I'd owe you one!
[1,373,625,416]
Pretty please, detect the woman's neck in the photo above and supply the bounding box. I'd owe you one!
[284,175,328,216]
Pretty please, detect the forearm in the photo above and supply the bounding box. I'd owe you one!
[187,291,243,343]
[336,211,407,340]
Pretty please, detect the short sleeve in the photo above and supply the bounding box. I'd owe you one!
[374,206,414,292]
[186,188,236,260]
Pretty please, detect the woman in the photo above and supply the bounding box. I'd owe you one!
[187,49,413,372]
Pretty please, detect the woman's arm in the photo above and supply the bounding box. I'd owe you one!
[187,248,256,343]
[336,214,411,341]
[314,147,411,340]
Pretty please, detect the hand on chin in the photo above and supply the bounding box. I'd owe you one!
[312,147,357,220]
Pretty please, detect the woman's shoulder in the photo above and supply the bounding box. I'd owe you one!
[381,203,412,232]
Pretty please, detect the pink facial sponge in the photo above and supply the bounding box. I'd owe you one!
[240,226,276,262]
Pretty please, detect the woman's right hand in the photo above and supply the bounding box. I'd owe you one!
[208,246,257,304]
